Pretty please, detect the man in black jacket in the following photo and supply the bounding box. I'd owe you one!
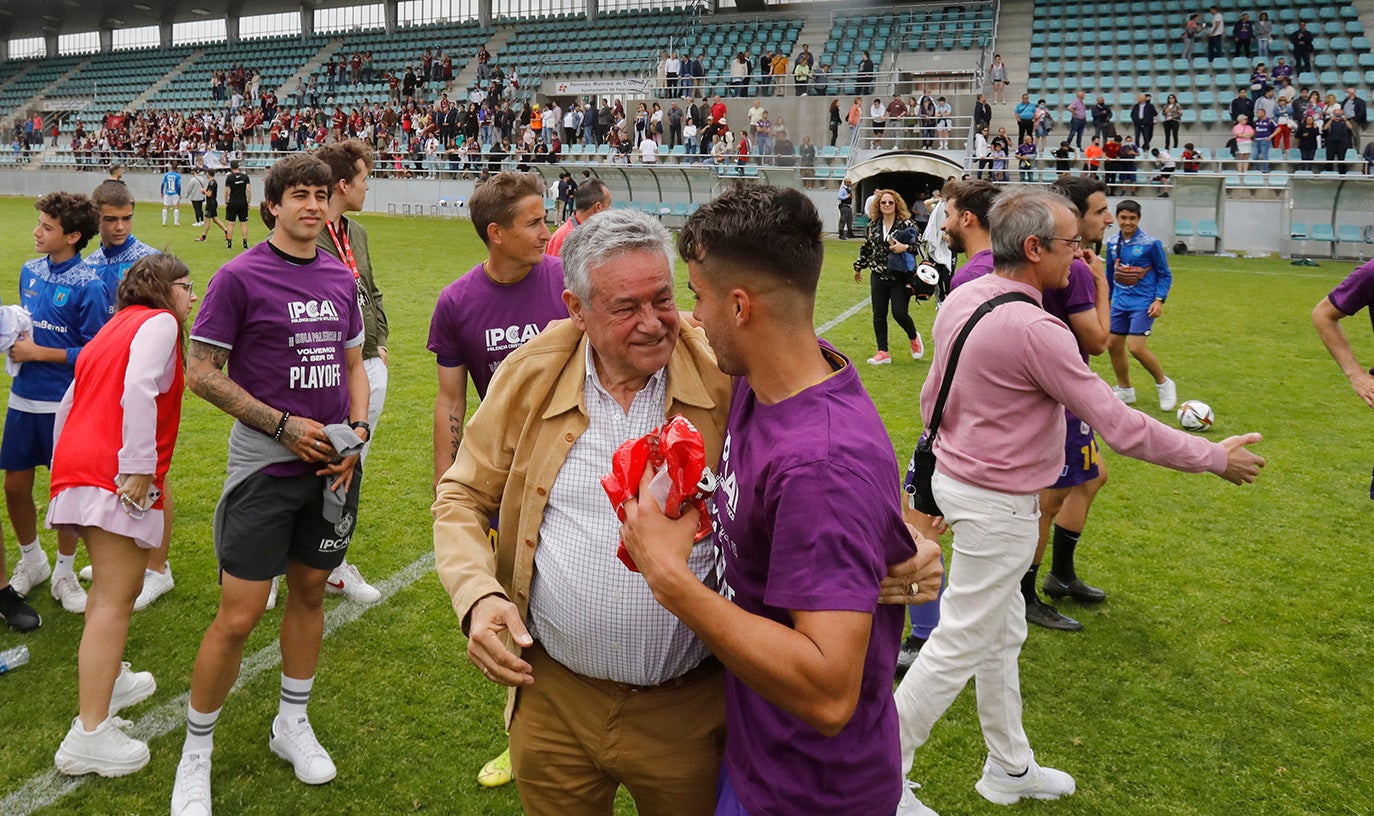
[974,94,993,131]
[1091,96,1113,141]
[1229,87,1254,123]
[1130,93,1158,149]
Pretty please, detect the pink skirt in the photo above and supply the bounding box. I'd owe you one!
[46,486,165,549]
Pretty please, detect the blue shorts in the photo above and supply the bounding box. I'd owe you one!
[0,409,55,471]
[1110,306,1155,336]
[1053,409,1100,489]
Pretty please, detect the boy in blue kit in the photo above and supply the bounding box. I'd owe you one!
[161,164,182,226]
[1105,200,1177,412]
[5,192,110,614]
[86,181,161,309]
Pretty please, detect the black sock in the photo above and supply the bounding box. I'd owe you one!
[1050,525,1082,582]
[1020,564,1040,604]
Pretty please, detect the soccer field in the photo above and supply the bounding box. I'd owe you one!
[0,192,1370,816]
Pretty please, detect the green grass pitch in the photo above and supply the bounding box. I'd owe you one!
[0,193,1371,815]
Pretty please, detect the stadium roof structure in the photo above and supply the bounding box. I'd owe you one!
[0,0,357,42]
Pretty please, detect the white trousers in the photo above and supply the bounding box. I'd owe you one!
[894,469,1039,775]
[360,354,388,464]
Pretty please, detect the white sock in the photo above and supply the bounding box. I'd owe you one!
[184,705,220,755]
[19,540,42,561]
[173,212,180,225]
[54,552,75,577]
[279,674,314,720]
[162,208,168,225]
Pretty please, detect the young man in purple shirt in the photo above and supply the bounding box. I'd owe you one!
[173,155,369,816]
[622,185,942,816]
[428,171,568,488]
[1313,260,1374,495]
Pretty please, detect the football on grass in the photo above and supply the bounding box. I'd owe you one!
[1177,400,1215,431]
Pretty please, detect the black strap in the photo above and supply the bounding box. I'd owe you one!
[924,292,1039,443]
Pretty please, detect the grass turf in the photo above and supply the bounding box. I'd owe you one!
[0,193,1370,815]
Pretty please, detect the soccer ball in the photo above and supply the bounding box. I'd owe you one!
[1177,400,1215,431]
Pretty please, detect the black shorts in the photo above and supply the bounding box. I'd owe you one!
[214,469,362,581]
[205,198,219,218]
[225,200,249,222]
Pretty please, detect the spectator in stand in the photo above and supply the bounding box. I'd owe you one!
[1253,108,1276,172]
[935,96,953,149]
[1232,114,1254,173]
[1103,135,1122,191]
[1255,13,1274,60]
[848,97,864,143]
[811,63,829,96]
[1066,91,1088,149]
[990,54,1009,104]
[1016,135,1038,181]
[1208,6,1225,61]
[858,50,876,96]
[1251,63,1271,97]
[1273,93,1295,153]
[1033,98,1054,153]
[757,49,774,97]
[1233,12,1254,58]
[1162,93,1183,149]
[1130,93,1157,149]
[1182,12,1202,61]
[828,99,842,147]
[1325,109,1354,174]
[1291,21,1315,74]
[869,97,887,149]
[770,49,789,95]
[1015,93,1036,143]
[798,135,816,186]
[729,53,749,98]
[1052,140,1075,175]
[1118,137,1140,195]
[1182,142,1202,173]
[1343,88,1368,149]
[974,93,993,132]
[1297,113,1321,171]
[1230,87,1254,124]
[1273,56,1294,85]
[1092,96,1113,141]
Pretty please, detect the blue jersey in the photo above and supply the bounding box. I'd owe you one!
[161,171,182,197]
[1106,227,1172,311]
[85,236,160,310]
[10,255,111,411]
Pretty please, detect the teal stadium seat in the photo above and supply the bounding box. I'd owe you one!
[1175,219,1194,237]
[1289,223,1309,240]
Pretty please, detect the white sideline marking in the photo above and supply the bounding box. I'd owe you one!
[817,298,870,335]
[0,551,437,816]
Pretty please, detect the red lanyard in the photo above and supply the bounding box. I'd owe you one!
[326,219,360,279]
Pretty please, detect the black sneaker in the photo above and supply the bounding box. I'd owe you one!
[1043,573,1108,604]
[895,634,926,679]
[1025,596,1082,631]
[0,585,41,632]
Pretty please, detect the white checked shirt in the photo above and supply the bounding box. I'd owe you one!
[528,343,715,685]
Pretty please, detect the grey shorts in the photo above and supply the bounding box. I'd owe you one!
[215,469,361,581]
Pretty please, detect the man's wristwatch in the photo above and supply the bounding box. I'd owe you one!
[350,421,371,437]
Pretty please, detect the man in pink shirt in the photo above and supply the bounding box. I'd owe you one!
[546,178,610,257]
[893,189,1265,806]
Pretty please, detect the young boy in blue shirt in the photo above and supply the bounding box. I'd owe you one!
[1105,199,1177,412]
[5,192,110,614]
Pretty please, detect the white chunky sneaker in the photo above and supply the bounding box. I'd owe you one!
[78,564,93,582]
[897,780,940,815]
[51,572,88,613]
[171,751,213,816]
[269,714,337,784]
[975,757,1076,805]
[265,576,280,611]
[1112,385,1137,404]
[54,715,149,777]
[133,565,175,611]
[325,562,381,605]
[1157,376,1177,412]
[109,662,157,714]
[11,554,52,596]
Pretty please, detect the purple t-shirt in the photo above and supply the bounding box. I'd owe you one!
[427,255,568,398]
[1328,259,1374,334]
[1042,258,1097,363]
[712,346,911,816]
[192,242,364,476]
[948,248,994,290]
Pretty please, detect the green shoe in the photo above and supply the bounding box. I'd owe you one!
[477,747,513,788]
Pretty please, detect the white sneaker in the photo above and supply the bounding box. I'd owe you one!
[171,751,213,816]
[975,756,1076,805]
[269,714,337,784]
[54,715,149,777]
[133,565,175,611]
[110,662,157,714]
[51,572,87,613]
[897,780,940,815]
[1157,376,1177,412]
[325,562,381,605]
[11,554,51,596]
[1112,385,1137,404]
[78,564,93,582]
[265,576,280,611]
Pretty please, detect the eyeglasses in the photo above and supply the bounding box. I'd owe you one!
[880,200,896,206]
[173,281,194,296]
[1043,236,1084,249]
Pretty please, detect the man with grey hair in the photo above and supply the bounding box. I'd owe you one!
[433,209,732,815]
[894,189,1266,806]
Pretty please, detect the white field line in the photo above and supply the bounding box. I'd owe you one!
[0,551,437,816]
[817,297,870,335]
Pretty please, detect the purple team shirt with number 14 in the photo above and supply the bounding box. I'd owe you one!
[427,256,568,398]
[711,345,912,816]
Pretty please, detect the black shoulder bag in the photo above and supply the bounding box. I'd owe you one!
[907,291,1039,516]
